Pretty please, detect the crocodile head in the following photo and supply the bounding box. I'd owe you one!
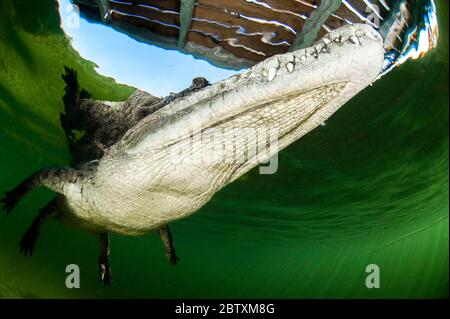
[118,23,384,173]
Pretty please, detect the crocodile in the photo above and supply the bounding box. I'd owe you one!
[0,23,400,285]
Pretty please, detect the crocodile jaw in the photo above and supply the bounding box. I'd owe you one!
[121,24,384,155]
[64,24,384,235]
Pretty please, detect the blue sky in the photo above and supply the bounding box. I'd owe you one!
[58,0,240,97]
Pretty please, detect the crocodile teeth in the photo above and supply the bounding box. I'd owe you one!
[262,69,268,78]
[272,59,280,69]
[349,36,360,45]
[323,38,331,45]
[333,35,342,43]
[316,43,325,52]
[365,30,380,40]
[285,53,295,64]
[268,67,277,81]
[315,42,328,54]
[286,62,294,73]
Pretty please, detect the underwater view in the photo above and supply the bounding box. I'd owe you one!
[0,0,448,299]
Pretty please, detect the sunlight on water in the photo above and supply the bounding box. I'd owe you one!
[57,0,239,97]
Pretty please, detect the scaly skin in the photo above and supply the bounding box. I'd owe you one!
[1,24,384,284]
[56,24,384,235]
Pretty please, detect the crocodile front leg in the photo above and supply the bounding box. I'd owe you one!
[158,225,180,265]
[97,233,112,286]
[60,66,162,163]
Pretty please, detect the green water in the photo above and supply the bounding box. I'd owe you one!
[0,0,448,298]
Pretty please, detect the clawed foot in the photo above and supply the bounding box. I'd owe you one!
[99,262,113,286]
[62,66,78,89]
[1,190,20,215]
[167,252,180,266]
[19,226,39,256]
